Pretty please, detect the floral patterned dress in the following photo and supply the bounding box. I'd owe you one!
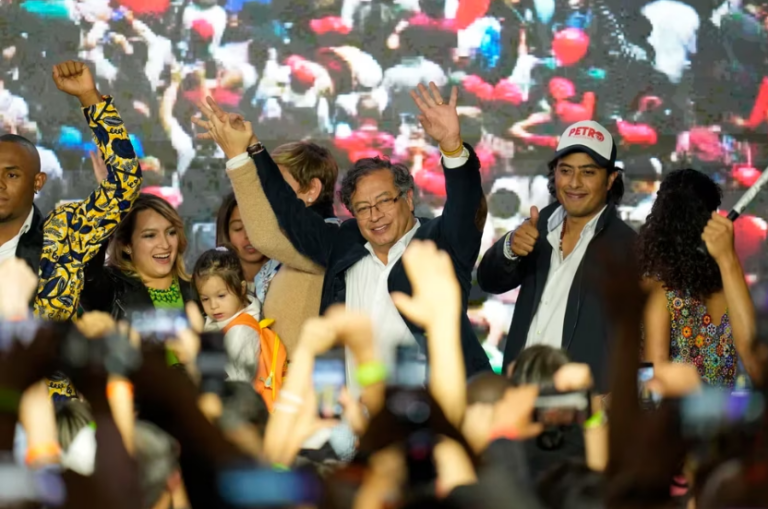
[667,289,737,388]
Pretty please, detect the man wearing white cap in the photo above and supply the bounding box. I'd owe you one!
[478,120,637,391]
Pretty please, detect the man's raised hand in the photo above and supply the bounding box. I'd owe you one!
[510,206,540,257]
[410,82,462,153]
[52,61,101,107]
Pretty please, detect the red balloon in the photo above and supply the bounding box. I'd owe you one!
[718,211,767,262]
[732,165,761,187]
[552,28,590,66]
[454,0,491,30]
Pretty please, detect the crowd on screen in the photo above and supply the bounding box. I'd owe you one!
[0,0,767,507]
[3,0,768,365]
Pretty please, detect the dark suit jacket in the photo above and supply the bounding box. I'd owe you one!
[477,201,637,391]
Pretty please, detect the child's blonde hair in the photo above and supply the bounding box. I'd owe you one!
[192,246,249,307]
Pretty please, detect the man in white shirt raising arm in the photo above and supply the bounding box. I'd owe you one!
[195,82,492,390]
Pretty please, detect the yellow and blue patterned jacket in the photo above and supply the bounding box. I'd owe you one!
[20,96,142,321]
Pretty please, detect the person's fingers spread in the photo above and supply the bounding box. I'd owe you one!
[206,95,228,119]
[411,90,430,113]
[428,82,444,105]
[418,83,437,107]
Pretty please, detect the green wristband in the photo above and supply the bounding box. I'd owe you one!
[355,362,387,387]
[0,388,22,414]
[584,410,606,429]
[166,349,180,366]
[272,463,291,472]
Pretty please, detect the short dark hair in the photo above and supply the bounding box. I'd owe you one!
[0,133,40,172]
[547,154,625,204]
[339,157,414,213]
[56,399,93,451]
[134,421,178,509]
[193,246,248,307]
[466,372,510,405]
[509,345,571,387]
[220,381,270,435]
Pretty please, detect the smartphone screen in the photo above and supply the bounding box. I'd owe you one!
[314,350,346,419]
[681,388,765,439]
[218,466,322,507]
[638,362,661,408]
[405,429,437,488]
[393,345,428,388]
[533,389,591,426]
[130,309,189,343]
[197,331,228,374]
[0,462,65,506]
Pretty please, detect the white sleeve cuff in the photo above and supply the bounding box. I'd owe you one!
[441,147,470,169]
[226,152,251,171]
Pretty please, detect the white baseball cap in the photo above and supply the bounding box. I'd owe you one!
[550,120,617,170]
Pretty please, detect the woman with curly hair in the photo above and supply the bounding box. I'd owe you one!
[638,169,762,387]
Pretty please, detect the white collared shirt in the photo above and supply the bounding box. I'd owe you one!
[345,219,421,391]
[524,205,606,349]
[0,208,34,265]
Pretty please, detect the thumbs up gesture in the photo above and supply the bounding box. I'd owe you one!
[510,206,540,257]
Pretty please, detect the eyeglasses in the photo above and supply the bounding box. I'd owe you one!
[353,193,404,220]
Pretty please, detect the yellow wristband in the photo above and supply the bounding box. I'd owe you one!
[439,139,464,157]
[355,361,387,387]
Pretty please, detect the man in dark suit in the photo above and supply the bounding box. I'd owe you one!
[478,120,637,391]
[202,82,491,381]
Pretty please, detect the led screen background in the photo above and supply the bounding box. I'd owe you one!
[1,0,768,359]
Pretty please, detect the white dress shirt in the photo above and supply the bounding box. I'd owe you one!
[524,205,606,349]
[0,208,34,264]
[345,219,421,369]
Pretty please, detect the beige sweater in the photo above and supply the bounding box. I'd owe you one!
[227,159,326,357]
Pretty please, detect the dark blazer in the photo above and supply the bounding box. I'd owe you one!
[81,243,198,321]
[252,144,492,378]
[16,205,45,280]
[477,201,637,391]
